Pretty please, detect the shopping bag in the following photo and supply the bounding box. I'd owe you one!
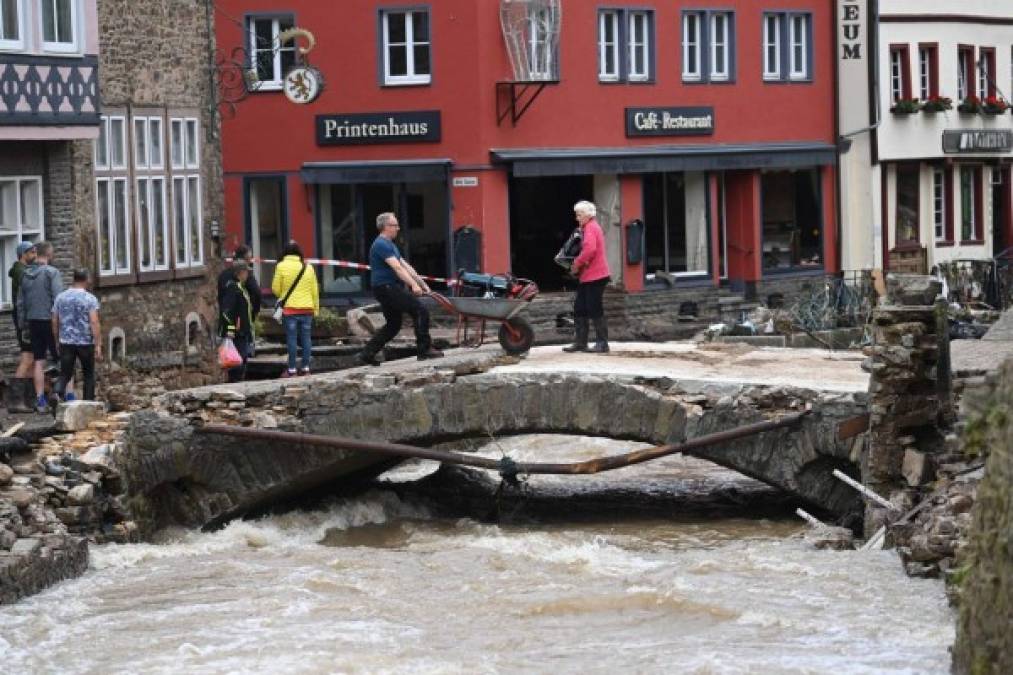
[218,337,243,369]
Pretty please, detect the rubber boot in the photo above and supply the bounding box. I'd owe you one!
[589,317,610,353]
[21,378,37,412]
[562,317,589,352]
[5,378,33,413]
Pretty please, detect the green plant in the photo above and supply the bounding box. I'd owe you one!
[890,97,920,114]
[921,95,953,112]
[314,307,345,333]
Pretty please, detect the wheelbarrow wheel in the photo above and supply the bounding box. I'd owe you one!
[498,316,534,355]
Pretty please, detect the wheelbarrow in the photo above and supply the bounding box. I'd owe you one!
[428,274,538,355]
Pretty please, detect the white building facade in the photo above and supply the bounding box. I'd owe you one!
[839,0,1013,275]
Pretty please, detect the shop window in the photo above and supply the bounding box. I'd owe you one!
[246,177,286,290]
[932,168,946,242]
[247,15,295,90]
[761,169,823,271]
[889,45,911,102]
[957,46,974,101]
[918,44,938,100]
[597,9,654,83]
[380,8,431,86]
[643,172,710,278]
[961,166,982,242]
[895,165,920,247]
[762,13,811,82]
[0,0,24,50]
[0,176,43,308]
[41,0,78,53]
[978,47,996,99]
[682,11,735,83]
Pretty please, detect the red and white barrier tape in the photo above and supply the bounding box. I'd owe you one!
[226,256,459,286]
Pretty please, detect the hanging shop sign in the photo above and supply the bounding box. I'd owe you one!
[625,107,715,137]
[283,66,324,104]
[316,111,441,146]
[942,129,1013,154]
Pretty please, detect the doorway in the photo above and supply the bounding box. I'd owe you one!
[643,171,710,279]
[508,174,593,290]
[245,177,287,289]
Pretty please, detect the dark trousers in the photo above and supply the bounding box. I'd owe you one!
[573,278,608,319]
[364,284,431,355]
[56,344,96,400]
[227,334,251,383]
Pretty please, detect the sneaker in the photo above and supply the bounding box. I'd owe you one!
[35,394,48,414]
[417,347,445,361]
[64,392,77,403]
[298,367,311,376]
[281,369,297,379]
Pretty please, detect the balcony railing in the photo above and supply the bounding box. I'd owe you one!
[0,53,100,126]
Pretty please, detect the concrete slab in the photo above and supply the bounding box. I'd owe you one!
[490,341,870,393]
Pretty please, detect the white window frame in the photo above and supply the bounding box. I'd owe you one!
[133,114,170,272]
[890,49,904,102]
[598,10,620,81]
[0,0,25,50]
[919,47,931,100]
[763,14,780,80]
[527,6,554,79]
[95,114,131,277]
[381,9,431,86]
[0,175,44,308]
[247,15,295,91]
[627,11,650,82]
[682,12,702,81]
[171,116,204,268]
[932,168,945,241]
[961,166,977,241]
[40,0,80,53]
[788,14,808,80]
[978,50,991,100]
[709,12,730,81]
[958,49,970,100]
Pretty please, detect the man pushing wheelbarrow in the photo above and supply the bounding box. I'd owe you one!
[357,211,445,366]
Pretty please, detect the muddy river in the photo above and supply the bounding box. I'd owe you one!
[0,436,953,674]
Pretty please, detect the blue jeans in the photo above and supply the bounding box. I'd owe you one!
[284,314,313,371]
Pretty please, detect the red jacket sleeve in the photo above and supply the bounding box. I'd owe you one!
[572,223,599,271]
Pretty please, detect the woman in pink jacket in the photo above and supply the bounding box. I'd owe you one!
[563,200,611,353]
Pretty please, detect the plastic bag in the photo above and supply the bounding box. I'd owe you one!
[553,228,583,270]
[218,337,243,369]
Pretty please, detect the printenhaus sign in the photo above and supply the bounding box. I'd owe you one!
[942,129,1013,154]
[625,107,715,137]
[317,111,441,145]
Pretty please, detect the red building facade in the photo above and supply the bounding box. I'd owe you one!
[216,0,838,299]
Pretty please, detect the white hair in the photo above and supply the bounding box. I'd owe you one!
[573,200,596,218]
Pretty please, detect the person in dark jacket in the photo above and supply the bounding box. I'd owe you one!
[217,245,262,318]
[219,261,255,383]
[16,241,63,412]
[6,241,36,412]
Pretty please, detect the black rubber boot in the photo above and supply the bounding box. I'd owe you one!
[562,317,589,352]
[5,378,32,414]
[589,317,610,353]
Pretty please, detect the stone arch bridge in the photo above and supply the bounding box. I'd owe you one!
[120,364,867,532]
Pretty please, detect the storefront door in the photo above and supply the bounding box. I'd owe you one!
[246,177,287,289]
[643,171,710,280]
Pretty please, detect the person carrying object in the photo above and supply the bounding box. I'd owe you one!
[219,260,255,383]
[357,212,443,366]
[271,240,319,377]
[16,241,63,413]
[6,241,37,412]
[562,201,611,354]
[218,245,262,319]
[52,268,101,402]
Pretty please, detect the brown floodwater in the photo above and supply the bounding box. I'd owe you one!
[0,436,953,674]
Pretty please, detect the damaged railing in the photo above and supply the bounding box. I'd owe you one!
[197,411,810,484]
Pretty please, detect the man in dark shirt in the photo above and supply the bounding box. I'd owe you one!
[357,212,443,365]
[217,245,262,318]
[6,241,36,412]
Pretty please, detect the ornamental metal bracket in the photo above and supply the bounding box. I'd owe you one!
[496,80,554,127]
[212,45,260,120]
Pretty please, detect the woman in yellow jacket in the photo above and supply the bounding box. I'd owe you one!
[271,241,319,376]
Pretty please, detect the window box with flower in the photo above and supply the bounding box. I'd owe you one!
[890,98,920,115]
[982,96,1009,115]
[958,96,982,114]
[921,95,952,114]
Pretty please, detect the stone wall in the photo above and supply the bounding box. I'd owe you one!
[952,361,1013,674]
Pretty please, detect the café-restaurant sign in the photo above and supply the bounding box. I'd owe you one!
[942,129,1013,154]
[317,110,441,145]
[625,107,715,137]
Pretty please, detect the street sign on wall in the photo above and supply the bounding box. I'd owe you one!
[942,129,1013,154]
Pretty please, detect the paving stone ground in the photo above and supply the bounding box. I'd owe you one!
[951,309,1013,375]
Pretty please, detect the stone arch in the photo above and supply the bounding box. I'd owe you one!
[185,312,201,353]
[108,327,126,365]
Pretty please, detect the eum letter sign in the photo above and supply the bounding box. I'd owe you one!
[316,111,441,145]
[626,107,714,137]
[942,130,1013,154]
